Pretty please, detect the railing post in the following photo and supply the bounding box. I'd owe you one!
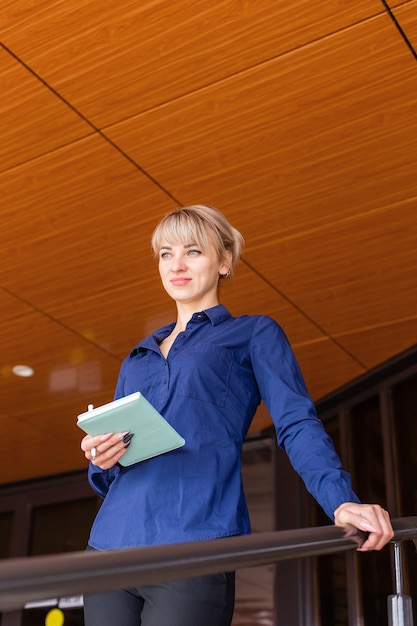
[387,542,414,626]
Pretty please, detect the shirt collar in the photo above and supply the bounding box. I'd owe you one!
[201,304,231,326]
[129,305,231,356]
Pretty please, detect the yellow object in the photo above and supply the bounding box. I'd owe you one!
[45,608,65,626]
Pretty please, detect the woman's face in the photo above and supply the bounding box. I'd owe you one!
[157,238,231,308]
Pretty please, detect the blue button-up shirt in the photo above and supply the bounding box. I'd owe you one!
[88,305,359,550]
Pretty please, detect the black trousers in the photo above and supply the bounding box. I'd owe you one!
[83,571,235,626]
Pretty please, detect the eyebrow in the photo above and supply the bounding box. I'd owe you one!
[159,243,198,251]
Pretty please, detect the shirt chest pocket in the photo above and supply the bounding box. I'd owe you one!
[176,344,233,408]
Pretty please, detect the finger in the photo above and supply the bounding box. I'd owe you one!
[92,431,130,456]
[82,431,125,459]
[82,434,112,464]
[91,442,131,470]
[81,432,113,453]
[335,503,393,551]
[358,509,393,551]
[89,432,133,469]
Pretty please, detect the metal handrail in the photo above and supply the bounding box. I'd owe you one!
[0,517,416,613]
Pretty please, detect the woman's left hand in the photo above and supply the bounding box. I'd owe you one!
[334,502,394,551]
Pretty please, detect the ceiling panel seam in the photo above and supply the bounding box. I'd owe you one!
[381,0,417,60]
[92,13,394,130]
[1,7,392,135]
[1,6,411,180]
[0,284,123,363]
[0,41,180,202]
[241,258,368,371]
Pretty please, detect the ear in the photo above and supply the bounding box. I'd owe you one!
[219,250,233,276]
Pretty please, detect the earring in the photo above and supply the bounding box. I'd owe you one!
[220,269,231,279]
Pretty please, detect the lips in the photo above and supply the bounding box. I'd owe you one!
[170,278,191,286]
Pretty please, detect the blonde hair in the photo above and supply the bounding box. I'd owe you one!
[151,204,244,276]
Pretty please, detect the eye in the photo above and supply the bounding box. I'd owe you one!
[187,248,201,256]
[160,251,171,259]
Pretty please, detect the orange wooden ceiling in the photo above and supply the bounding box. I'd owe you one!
[1,0,417,485]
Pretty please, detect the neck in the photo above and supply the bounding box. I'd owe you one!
[175,299,219,329]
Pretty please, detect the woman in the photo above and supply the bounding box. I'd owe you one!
[81,204,393,626]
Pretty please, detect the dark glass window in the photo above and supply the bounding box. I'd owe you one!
[233,439,274,626]
[0,512,13,625]
[350,396,387,507]
[350,395,391,625]
[391,373,417,516]
[0,511,13,559]
[22,498,99,626]
[391,373,417,620]
[29,498,98,556]
[314,417,349,626]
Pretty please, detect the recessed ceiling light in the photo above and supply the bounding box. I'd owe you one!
[12,365,35,377]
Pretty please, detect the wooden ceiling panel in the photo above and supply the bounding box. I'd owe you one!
[335,317,417,370]
[0,301,123,482]
[289,338,365,401]
[245,200,417,338]
[1,287,34,323]
[388,0,412,6]
[1,416,87,484]
[0,417,60,485]
[0,48,91,172]
[0,0,383,127]
[49,279,178,361]
[1,1,416,484]
[104,14,417,239]
[0,136,177,308]
[222,263,326,347]
[1,301,121,421]
[392,1,417,49]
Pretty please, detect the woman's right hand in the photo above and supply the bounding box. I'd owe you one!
[80,431,133,469]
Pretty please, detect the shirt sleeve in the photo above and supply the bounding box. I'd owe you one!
[86,359,128,497]
[88,462,121,498]
[249,315,360,520]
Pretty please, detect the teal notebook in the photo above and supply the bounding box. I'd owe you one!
[77,392,185,466]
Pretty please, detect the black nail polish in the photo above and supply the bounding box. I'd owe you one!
[123,432,134,445]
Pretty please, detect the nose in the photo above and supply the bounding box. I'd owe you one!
[170,254,187,272]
